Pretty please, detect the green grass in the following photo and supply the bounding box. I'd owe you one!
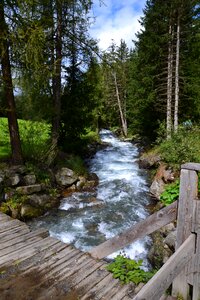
[0,117,51,162]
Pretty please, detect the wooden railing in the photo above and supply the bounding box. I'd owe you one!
[89,162,200,300]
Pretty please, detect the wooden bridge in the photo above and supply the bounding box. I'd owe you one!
[0,163,200,299]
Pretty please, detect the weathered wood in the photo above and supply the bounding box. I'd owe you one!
[172,169,198,299]
[76,264,110,295]
[0,212,133,300]
[134,234,195,300]
[192,229,200,300]
[0,225,30,241]
[181,163,200,172]
[90,201,177,259]
[80,273,114,300]
[109,284,132,300]
[0,228,48,250]
[0,235,45,257]
[0,219,25,232]
[0,237,60,267]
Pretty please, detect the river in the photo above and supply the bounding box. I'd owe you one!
[29,129,152,265]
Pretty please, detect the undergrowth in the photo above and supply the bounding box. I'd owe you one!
[158,126,200,169]
[160,178,200,206]
[106,254,155,285]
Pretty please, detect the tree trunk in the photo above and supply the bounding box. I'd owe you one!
[174,14,180,133]
[0,2,23,165]
[52,0,62,146]
[113,71,127,137]
[166,24,174,139]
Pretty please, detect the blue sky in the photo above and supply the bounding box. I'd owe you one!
[90,0,146,50]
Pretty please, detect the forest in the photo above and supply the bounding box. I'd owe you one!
[0,0,200,167]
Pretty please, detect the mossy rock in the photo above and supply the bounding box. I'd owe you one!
[20,204,43,219]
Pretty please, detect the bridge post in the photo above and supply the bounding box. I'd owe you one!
[172,163,199,299]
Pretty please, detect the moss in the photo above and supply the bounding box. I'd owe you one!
[21,205,43,219]
[0,202,10,214]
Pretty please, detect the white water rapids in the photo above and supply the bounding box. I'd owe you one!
[29,129,152,265]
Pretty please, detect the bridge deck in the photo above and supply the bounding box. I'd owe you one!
[0,212,134,300]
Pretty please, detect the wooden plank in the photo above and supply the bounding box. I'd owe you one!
[181,163,200,171]
[92,274,121,299]
[14,251,85,300]
[109,284,133,300]
[172,169,198,299]
[2,242,69,275]
[80,273,114,300]
[192,232,200,299]
[32,255,96,300]
[0,225,30,240]
[0,235,44,257]
[90,201,177,259]
[75,263,110,296]
[0,219,25,232]
[133,234,195,300]
[69,260,105,286]
[24,251,87,295]
[0,212,11,221]
[35,247,81,276]
[0,237,61,267]
[0,228,48,250]
[102,281,126,299]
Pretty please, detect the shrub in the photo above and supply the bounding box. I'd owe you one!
[160,181,180,206]
[0,118,51,162]
[18,119,51,162]
[158,127,200,168]
[160,178,200,206]
[106,254,155,285]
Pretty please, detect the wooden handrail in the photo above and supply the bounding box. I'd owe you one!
[133,234,196,300]
[89,201,177,259]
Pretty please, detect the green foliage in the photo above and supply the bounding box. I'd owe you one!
[0,117,51,163]
[0,192,28,213]
[161,177,200,206]
[18,119,51,162]
[159,127,200,167]
[25,162,50,182]
[63,155,87,176]
[106,254,155,285]
[160,181,180,206]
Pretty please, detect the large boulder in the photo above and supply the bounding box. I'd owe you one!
[24,174,36,185]
[55,168,78,187]
[150,164,175,200]
[20,204,43,218]
[164,230,177,250]
[16,184,42,195]
[139,153,161,169]
[27,194,58,209]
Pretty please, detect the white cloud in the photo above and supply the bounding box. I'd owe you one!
[90,0,146,50]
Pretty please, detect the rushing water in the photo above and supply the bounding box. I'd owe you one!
[29,129,152,264]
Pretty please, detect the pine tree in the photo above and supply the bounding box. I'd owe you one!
[128,0,200,140]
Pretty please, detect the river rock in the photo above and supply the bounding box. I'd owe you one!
[0,172,5,184]
[9,174,21,186]
[16,184,42,195]
[164,230,177,249]
[27,194,53,208]
[55,167,78,187]
[76,176,87,190]
[24,174,36,185]
[139,153,161,169]
[82,173,99,190]
[5,165,26,176]
[150,164,175,199]
[20,204,42,218]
